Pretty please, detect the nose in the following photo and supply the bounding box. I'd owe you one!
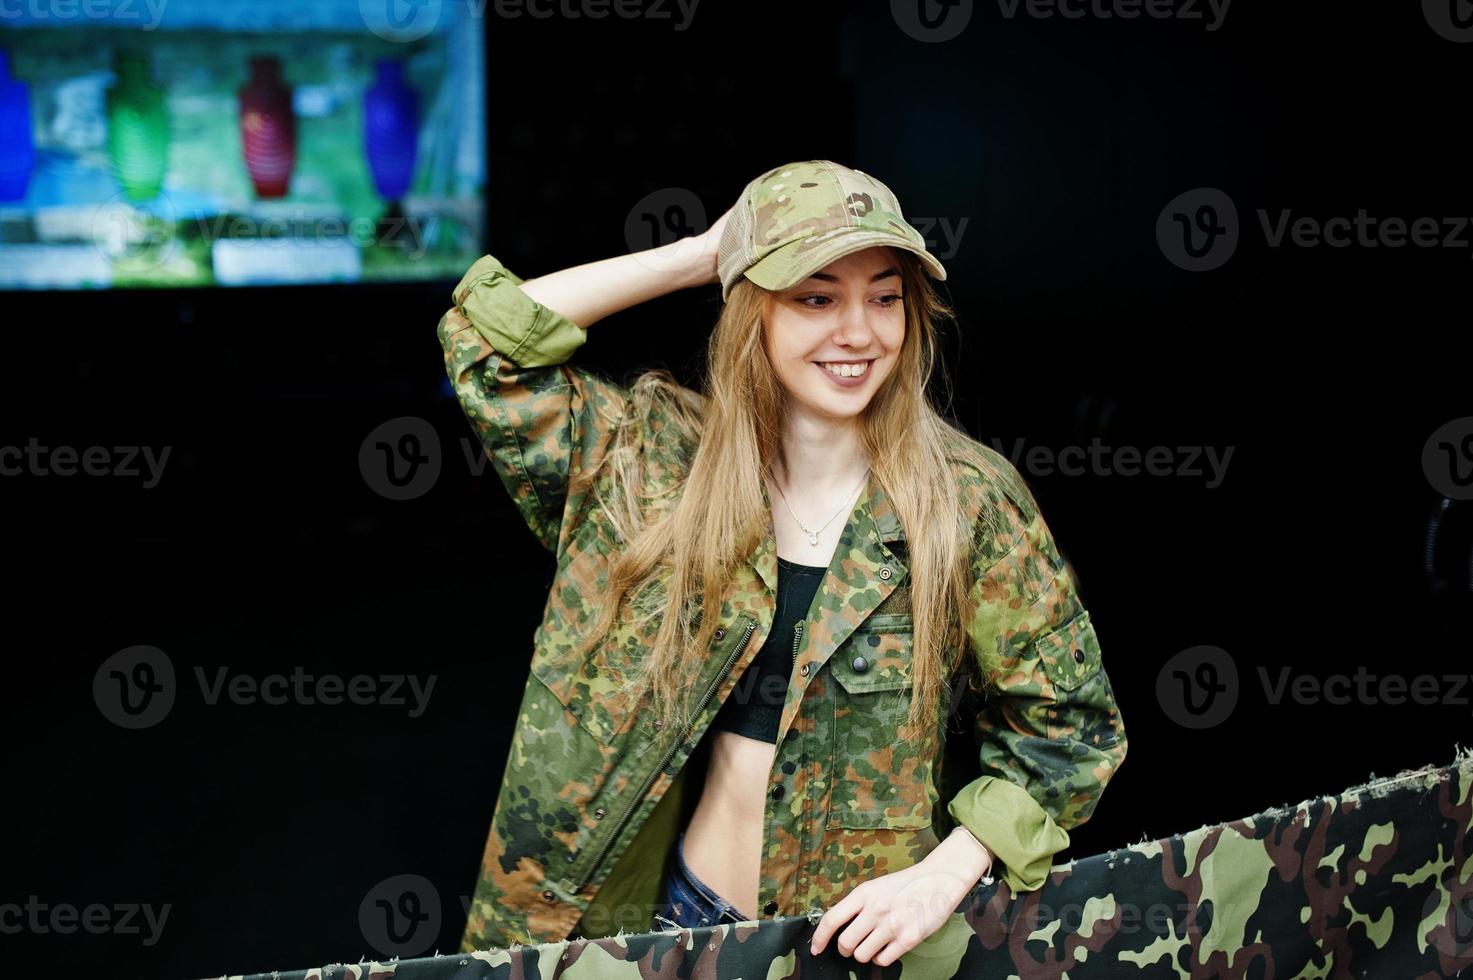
[832,297,877,348]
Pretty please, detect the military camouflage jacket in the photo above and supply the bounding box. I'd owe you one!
[437,254,1129,951]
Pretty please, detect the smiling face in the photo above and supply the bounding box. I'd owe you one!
[761,246,906,423]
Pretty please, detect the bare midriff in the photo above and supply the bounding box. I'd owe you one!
[680,729,776,921]
[679,478,855,920]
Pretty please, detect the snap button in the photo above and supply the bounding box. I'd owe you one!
[714,627,727,641]
[594,807,606,819]
[764,900,779,915]
[879,567,892,580]
[1073,648,1085,663]
[799,663,810,677]
[851,655,869,673]
[653,720,663,731]
[770,783,785,800]
[542,890,556,902]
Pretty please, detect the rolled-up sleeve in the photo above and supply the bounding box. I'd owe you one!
[436,254,630,555]
[947,489,1128,894]
[450,254,590,368]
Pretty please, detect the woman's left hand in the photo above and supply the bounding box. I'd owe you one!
[808,828,993,966]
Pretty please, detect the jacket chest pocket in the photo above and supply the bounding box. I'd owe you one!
[530,557,649,746]
[529,640,645,745]
[827,614,935,830]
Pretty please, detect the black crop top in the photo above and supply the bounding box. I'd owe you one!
[710,555,827,743]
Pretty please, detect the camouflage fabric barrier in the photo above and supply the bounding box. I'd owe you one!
[208,749,1473,979]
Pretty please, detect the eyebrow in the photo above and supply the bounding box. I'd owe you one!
[805,267,901,284]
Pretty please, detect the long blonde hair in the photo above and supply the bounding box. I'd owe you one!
[567,250,1010,740]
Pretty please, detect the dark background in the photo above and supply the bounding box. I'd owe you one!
[4,1,1471,977]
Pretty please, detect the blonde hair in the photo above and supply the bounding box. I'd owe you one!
[566,250,1008,740]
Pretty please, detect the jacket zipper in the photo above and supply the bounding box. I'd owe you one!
[574,617,758,892]
[792,620,804,669]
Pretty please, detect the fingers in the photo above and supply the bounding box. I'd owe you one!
[873,934,917,967]
[848,914,896,964]
[809,880,938,965]
[809,885,866,954]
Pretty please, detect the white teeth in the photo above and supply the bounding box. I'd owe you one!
[821,361,870,378]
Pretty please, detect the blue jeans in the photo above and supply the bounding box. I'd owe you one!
[651,830,750,929]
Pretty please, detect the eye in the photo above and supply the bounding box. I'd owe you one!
[795,294,833,308]
[874,293,903,307]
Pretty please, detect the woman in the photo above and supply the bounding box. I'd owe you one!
[440,160,1127,967]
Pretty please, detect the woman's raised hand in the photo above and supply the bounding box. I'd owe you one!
[694,205,734,286]
[517,200,734,330]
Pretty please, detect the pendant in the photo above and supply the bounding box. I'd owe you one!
[808,532,819,546]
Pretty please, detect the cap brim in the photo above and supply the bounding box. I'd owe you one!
[741,229,948,296]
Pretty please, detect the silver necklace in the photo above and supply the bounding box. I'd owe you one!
[770,466,870,547]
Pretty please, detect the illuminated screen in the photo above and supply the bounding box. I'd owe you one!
[0,0,486,288]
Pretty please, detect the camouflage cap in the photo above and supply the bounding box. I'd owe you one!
[716,160,948,301]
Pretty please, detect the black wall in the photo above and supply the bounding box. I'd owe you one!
[3,2,1470,976]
